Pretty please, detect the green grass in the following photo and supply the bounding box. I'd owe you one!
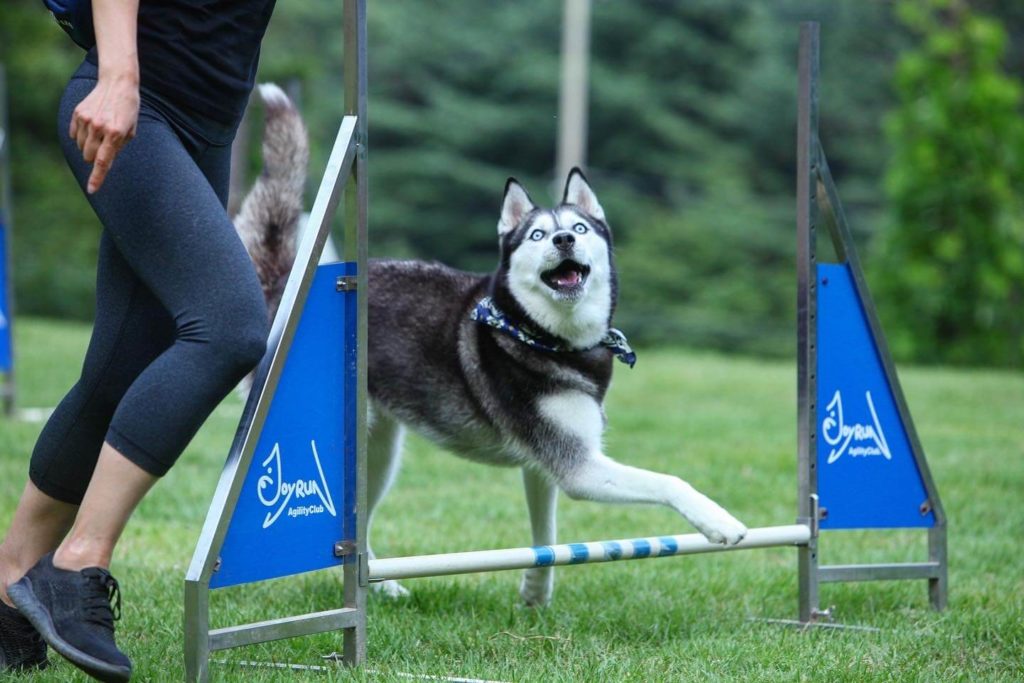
[2,317,1022,682]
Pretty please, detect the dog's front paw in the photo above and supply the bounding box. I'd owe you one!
[371,579,411,599]
[693,508,748,546]
[519,568,553,608]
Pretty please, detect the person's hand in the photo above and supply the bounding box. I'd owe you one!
[69,73,140,194]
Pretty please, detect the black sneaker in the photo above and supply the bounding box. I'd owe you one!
[0,599,48,672]
[7,554,131,682]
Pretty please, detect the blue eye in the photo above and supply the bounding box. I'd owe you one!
[529,229,545,241]
[572,223,588,234]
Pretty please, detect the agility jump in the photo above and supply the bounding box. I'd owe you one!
[182,9,946,681]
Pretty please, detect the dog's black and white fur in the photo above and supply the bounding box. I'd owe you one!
[238,88,748,606]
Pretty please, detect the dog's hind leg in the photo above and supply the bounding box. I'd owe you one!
[366,408,409,598]
[538,391,747,545]
[519,467,557,607]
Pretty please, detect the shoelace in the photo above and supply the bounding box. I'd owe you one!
[80,569,122,628]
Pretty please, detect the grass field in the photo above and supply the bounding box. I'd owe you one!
[1,317,1022,682]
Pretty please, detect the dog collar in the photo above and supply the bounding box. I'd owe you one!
[470,297,637,368]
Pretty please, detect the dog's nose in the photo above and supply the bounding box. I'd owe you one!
[552,232,575,249]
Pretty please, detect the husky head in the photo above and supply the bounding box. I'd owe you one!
[495,168,616,350]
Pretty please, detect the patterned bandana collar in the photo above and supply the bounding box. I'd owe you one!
[470,296,637,368]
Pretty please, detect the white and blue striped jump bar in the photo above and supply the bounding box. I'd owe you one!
[369,524,811,582]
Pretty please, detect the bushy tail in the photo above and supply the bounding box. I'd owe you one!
[233,83,308,322]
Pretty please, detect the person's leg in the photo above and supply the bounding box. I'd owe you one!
[25,233,176,504]
[36,134,262,577]
[0,484,76,607]
[52,445,157,572]
[68,140,266,487]
[21,78,261,559]
[7,69,264,680]
[0,215,176,679]
[23,142,238,575]
[0,228,176,597]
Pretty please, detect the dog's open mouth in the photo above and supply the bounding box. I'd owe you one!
[541,259,590,293]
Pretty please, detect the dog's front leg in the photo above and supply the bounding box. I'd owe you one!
[366,410,410,598]
[520,467,557,607]
[557,452,748,545]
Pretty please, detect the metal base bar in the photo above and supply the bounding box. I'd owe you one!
[752,618,882,633]
[818,562,941,584]
[209,608,360,652]
[370,525,811,582]
[214,659,510,682]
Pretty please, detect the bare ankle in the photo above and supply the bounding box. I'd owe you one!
[0,553,17,607]
[54,539,110,572]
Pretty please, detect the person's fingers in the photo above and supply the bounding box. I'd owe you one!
[87,138,120,194]
[82,126,104,164]
[76,116,91,152]
[67,81,138,193]
[69,107,81,140]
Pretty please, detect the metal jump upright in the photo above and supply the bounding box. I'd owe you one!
[183,1,368,680]
[795,22,947,622]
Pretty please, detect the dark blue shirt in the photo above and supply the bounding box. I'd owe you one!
[88,0,277,141]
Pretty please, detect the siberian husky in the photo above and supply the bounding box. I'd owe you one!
[238,87,748,607]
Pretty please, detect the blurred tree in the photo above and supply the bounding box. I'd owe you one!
[611,1,905,353]
[876,0,1024,366]
[6,0,1018,366]
[0,0,96,319]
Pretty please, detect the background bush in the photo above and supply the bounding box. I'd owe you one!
[1,0,1021,365]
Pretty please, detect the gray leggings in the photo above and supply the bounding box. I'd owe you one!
[29,61,268,504]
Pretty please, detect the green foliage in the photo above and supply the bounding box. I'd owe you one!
[361,1,906,355]
[876,0,1024,367]
[0,0,98,318]
[2,1,1021,365]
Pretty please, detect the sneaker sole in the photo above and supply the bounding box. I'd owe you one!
[8,578,131,683]
[0,605,48,672]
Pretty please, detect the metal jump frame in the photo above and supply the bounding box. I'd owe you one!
[183,17,946,681]
[183,1,368,680]
[795,23,946,621]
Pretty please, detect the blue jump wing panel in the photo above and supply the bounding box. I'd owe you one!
[211,261,358,589]
[0,221,11,373]
[816,263,934,529]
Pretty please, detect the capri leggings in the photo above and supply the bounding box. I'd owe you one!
[29,60,269,504]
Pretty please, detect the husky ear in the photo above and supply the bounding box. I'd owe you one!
[562,167,606,223]
[498,178,536,236]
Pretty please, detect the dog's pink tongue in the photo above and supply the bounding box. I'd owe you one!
[556,270,582,287]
